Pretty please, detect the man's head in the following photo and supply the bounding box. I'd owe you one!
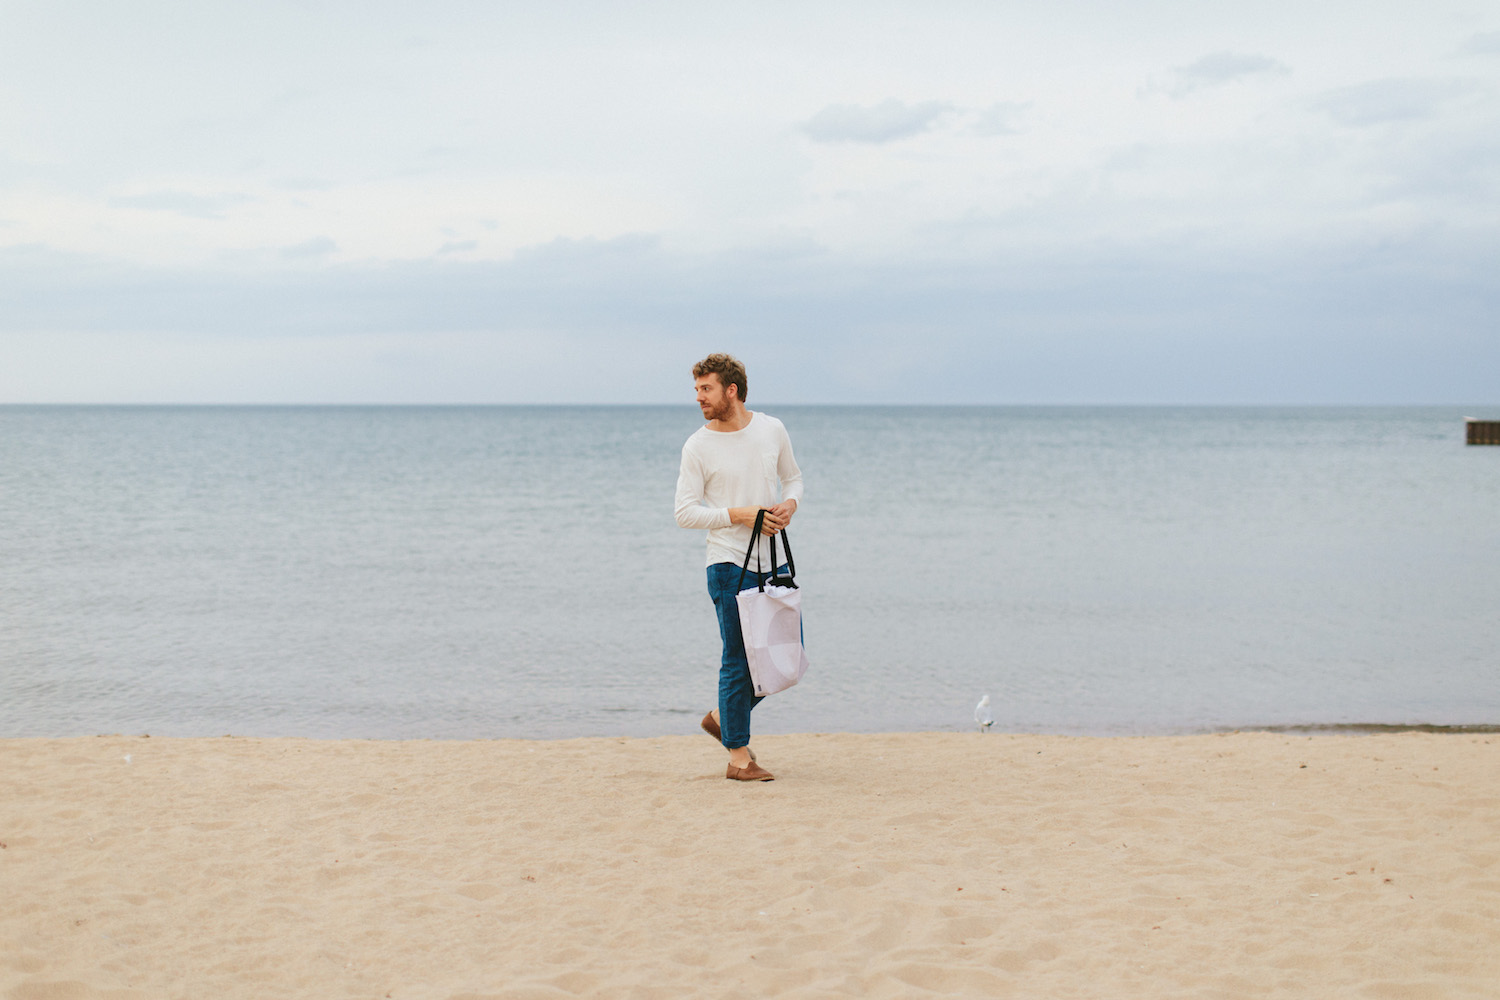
[692,353,748,422]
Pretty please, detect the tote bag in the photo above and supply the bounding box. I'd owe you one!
[735,510,809,696]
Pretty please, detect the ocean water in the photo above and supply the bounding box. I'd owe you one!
[2,405,1497,739]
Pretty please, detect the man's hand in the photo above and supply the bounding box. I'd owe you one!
[766,498,797,532]
[730,501,795,535]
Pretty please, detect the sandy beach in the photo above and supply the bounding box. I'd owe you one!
[3,731,1497,999]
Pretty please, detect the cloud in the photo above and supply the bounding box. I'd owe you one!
[279,237,338,259]
[1309,78,1472,126]
[270,177,336,192]
[1459,31,1500,56]
[107,191,257,219]
[803,99,953,143]
[435,240,479,255]
[1168,51,1289,97]
[510,233,662,268]
[972,101,1029,136]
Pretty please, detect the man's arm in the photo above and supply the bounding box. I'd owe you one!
[763,422,803,532]
[674,447,731,530]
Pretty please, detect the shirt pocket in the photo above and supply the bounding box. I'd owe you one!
[760,451,781,491]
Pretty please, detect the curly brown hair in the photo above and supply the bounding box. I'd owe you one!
[692,353,748,402]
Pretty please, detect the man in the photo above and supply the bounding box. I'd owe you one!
[674,353,804,781]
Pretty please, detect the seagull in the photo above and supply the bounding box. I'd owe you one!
[975,694,994,733]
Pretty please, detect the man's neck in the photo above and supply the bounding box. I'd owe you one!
[707,405,752,433]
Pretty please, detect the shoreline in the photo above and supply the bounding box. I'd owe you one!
[15,720,1500,742]
[1219,722,1500,735]
[4,730,1497,998]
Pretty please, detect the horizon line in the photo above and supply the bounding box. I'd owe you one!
[2,401,1497,410]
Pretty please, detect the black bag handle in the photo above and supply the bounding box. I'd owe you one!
[737,509,799,593]
[773,523,797,587]
[737,509,769,592]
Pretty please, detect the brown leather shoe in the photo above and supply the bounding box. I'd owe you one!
[701,711,755,761]
[726,760,775,781]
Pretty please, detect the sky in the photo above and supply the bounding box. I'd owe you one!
[1,1,1497,404]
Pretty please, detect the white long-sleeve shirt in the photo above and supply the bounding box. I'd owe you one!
[674,411,805,568]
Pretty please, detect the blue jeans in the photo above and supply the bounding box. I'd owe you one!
[707,561,789,749]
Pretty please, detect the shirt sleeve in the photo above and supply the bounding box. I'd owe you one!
[777,423,804,507]
[674,442,732,530]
